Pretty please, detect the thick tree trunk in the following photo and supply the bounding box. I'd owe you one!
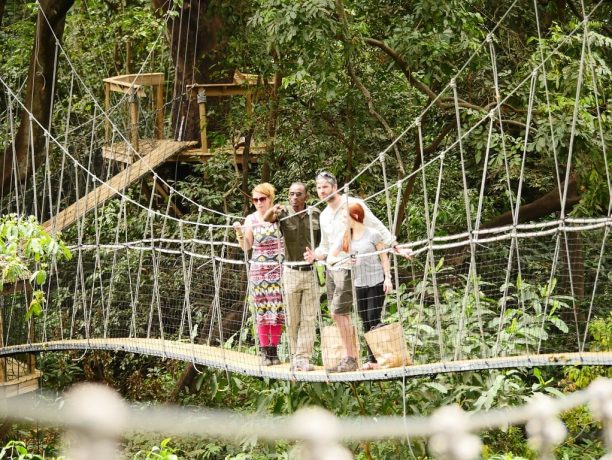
[261,70,283,183]
[150,0,232,142]
[446,175,585,300]
[0,0,75,200]
[482,175,580,229]
[0,0,6,27]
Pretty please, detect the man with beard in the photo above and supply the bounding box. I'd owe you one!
[304,171,397,373]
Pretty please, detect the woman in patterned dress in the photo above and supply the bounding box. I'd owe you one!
[233,183,285,366]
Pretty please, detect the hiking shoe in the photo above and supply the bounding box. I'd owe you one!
[328,357,358,373]
[293,358,314,372]
[268,346,281,365]
[336,357,357,372]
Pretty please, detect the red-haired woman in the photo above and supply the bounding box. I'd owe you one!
[330,202,392,370]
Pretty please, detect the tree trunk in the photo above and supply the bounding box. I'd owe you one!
[445,175,582,269]
[261,70,283,183]
[0,0,6,27]
[481,175,580,229]
[0,0,75,202]
[150,0,233,142]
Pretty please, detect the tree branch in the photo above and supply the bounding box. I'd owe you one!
[482,174,580,228]
[395,122,454,234]
[363,37,533,132]
[335,1,406,176]
[565,0,612,36]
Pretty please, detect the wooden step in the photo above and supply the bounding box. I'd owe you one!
[44,139,196,234]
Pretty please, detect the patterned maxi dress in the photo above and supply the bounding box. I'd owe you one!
[248,214,285,326]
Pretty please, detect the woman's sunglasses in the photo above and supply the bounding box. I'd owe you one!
[252,196,268,203]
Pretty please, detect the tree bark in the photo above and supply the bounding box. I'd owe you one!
[0,0,6,27]
[261,69,283,183]
[150,0,233,142]
[0,0,75,200]
[481,175,580,229]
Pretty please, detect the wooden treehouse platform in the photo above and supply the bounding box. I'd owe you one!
[102,139,267,165]
[103,71,273,166]
[45,70,275,234]
[0,357,41,398]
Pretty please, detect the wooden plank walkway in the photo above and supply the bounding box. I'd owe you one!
[2,338,610,383]
[44,140,196,234]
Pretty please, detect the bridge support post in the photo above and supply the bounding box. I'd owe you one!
[128,89,139,154]
[197,89,208,153]
[154,83,164,140]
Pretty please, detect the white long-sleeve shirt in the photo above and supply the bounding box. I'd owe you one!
[315,195,394,267]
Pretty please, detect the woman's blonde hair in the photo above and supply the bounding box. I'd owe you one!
[252,182,276,203]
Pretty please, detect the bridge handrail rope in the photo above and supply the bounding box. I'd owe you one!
[57,216,610,261]
[2,379,612,459]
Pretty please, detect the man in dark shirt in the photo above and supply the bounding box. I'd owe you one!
[264,182,321,371]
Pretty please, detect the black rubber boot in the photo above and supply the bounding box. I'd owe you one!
[268,346,281,365]
[260,347,272,366]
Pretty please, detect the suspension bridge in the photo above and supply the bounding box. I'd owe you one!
[0,0,610,400]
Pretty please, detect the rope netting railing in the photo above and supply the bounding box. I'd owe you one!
[4,378,612,459]
[1,216,609,381]
[0,0,610,383]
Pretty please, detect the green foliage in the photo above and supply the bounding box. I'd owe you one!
[0,214,72,319]
[2,1,611,459]
[134,438,179,460]
[562,312,612,390]
[0,440,62,460]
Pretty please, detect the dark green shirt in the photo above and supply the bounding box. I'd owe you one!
[277,205,321,263]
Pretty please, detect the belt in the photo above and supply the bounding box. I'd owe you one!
[286,264,314,271]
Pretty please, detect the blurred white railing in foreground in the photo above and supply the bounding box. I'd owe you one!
[2,379,612,460]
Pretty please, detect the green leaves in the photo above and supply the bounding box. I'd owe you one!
[0,214,72,319]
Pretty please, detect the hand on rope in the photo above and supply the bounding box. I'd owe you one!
[392,244,413,260]
[303,246,314,264]
[303,246,318,264]
[233,221,244,244]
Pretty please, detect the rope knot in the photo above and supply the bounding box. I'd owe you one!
[525,394,567,455]
[415,116,422,127]
[428,405,481,460]
[589,378,612,422]
[486,33,493,43]
[450,78,457,89]
[378,151,386,163]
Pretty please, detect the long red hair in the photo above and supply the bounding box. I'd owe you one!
[342,203,365,252]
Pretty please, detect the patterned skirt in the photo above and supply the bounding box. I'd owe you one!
[250,261,285,326]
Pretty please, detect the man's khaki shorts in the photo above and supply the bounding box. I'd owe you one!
[327,269,353,315]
